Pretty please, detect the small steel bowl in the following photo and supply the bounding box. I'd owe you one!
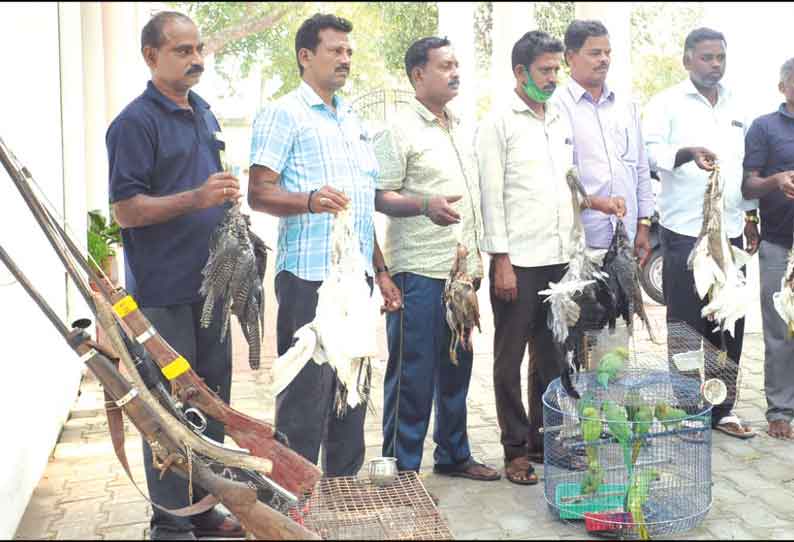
[368,457,398,487]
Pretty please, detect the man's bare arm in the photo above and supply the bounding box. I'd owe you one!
[742,168,794,200]
[248,165,349,217]
[112,172,240,229]
[375,189,461,225]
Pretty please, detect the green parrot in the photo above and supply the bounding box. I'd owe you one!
[624,389,643,422]
[602,400,633,477]
[631,405,654,465]
[596,347,629,389]
[581,405,602,467]
[626,468,660,541]
[580,462,604,496]
[654,402,688,431]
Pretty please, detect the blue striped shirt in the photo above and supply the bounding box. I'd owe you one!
[249,82,377,281]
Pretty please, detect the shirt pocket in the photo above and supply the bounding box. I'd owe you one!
[611,121,639,164]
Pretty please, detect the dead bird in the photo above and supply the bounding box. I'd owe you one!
[686,165,751,336]
[444,243,481,365]
[598,218,659,343]
[199,202,269,369]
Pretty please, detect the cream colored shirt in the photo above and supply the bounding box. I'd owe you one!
[476,92,576,267]
[373,98,483,279]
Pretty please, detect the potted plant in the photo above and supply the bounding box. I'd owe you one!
[87,209,121,286]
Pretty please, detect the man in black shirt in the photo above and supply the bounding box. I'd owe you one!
[742,57,794,440]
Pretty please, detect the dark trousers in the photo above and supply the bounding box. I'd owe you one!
[382,272,474,472]
[141,300,232,532]
[490,262,567,462]
[274,270,367,477]
[660,226,744,423]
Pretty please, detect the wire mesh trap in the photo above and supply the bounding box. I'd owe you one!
[293,471,453,540]
[542,369,713,539]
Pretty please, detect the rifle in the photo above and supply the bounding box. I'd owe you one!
[0,241,319,539]
[0,136,321,496]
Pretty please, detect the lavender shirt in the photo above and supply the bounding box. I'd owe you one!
[553,79,655,248]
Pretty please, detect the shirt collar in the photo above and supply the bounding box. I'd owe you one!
[144,80,210,114]
[412,96,459,127]
[777,103,794,121]
[510,90,561,123]
[679,77,728,103]
[567,77,614,104]
[298,80,344,113]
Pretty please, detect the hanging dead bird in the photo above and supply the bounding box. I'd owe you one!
[444,243,481,365]
[598,218,659,343]
[773,248,794,338]
[200,202,269,369]
[687,165,751,336]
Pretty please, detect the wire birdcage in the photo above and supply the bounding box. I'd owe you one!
[542,369,713,539]
[294,471,453,540]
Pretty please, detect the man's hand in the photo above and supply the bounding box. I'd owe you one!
[492,254,518,303]
[775,171,794,199]
[590,195,627,218]
[744,221,760,256]
[194,172,241,209]
[690,147,718,171]
[634,225,652,268]
[376,273,402,313]
[310,185,350,214]
[425,195,462,226]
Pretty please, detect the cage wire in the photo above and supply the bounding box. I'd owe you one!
[543,286,742,537]
[292,471,453,540]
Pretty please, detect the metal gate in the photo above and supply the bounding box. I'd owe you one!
[350,88,414,126]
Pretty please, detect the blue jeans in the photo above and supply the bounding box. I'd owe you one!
[382,272,473,471]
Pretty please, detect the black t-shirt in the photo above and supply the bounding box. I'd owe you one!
[107,81,226,307]
[743,104,794,248]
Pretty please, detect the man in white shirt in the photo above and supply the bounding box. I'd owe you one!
[476,30,623,485]
[643,27,759,439]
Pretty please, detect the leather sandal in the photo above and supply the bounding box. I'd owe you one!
[504,456,538,486]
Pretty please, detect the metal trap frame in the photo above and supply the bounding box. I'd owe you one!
[295,471,453,540]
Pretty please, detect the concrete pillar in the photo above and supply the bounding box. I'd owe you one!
[437,2,477,127]
[490,3,536,103]
[574,2,632,101]
[58,2,90,323]
[80,2,109,217]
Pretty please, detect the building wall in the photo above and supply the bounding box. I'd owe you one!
[0,3,83,537]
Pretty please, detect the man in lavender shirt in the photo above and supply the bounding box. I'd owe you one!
[553,20,654,261]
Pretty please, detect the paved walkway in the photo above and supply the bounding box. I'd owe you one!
[14,284,794,540]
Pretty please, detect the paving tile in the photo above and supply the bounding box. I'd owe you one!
[98,523,148,540]
[50,498,106,527]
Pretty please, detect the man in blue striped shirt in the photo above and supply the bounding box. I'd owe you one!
[247,13,401,476]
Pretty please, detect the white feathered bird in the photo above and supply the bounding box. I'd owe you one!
[773,248,794,338]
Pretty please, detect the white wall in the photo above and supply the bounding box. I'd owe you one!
[0,3,84,538]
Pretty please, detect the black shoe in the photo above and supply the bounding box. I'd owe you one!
[150,526,197,541]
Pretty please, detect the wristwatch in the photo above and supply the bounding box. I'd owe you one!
[744,212,759,224]
[375,265,390,274]
[638,216,652,227]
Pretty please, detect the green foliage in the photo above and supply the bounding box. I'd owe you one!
[171,2,437,101]
[630,2,704,105]
[534,2,574,41]
[473,2,493,73]
[87,210,121,274]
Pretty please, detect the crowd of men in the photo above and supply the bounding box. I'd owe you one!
[106,10,794,540]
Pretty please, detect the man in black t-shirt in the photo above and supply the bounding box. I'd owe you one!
[107,11,244,540]
[742,57,794,441]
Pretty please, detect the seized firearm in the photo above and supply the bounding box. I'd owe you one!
[0,242,319,539]
[0,136,321,496]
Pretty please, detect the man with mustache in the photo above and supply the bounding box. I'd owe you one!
[476,30,624,485]
[643,27,758,439]
[106,11,244,540]
[247,13,399,478]
[373,37,499,481]
[553,20,651,264]
[739,57,794,440]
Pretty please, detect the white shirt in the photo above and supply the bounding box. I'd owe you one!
[476,92,576,267]
[643,78,758,239]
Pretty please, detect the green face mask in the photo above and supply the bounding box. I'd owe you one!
[522,65,554,103]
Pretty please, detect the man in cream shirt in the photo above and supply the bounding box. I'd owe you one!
[476,30,624,485]
[643,27,759,439]
[373,37,499,482]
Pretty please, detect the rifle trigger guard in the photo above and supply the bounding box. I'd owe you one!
[115,388,138,407]
[184,407,208,434]
[79,348,98,363]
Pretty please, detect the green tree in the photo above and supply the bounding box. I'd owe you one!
[534,1,575,40]
[170,2,437,102]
